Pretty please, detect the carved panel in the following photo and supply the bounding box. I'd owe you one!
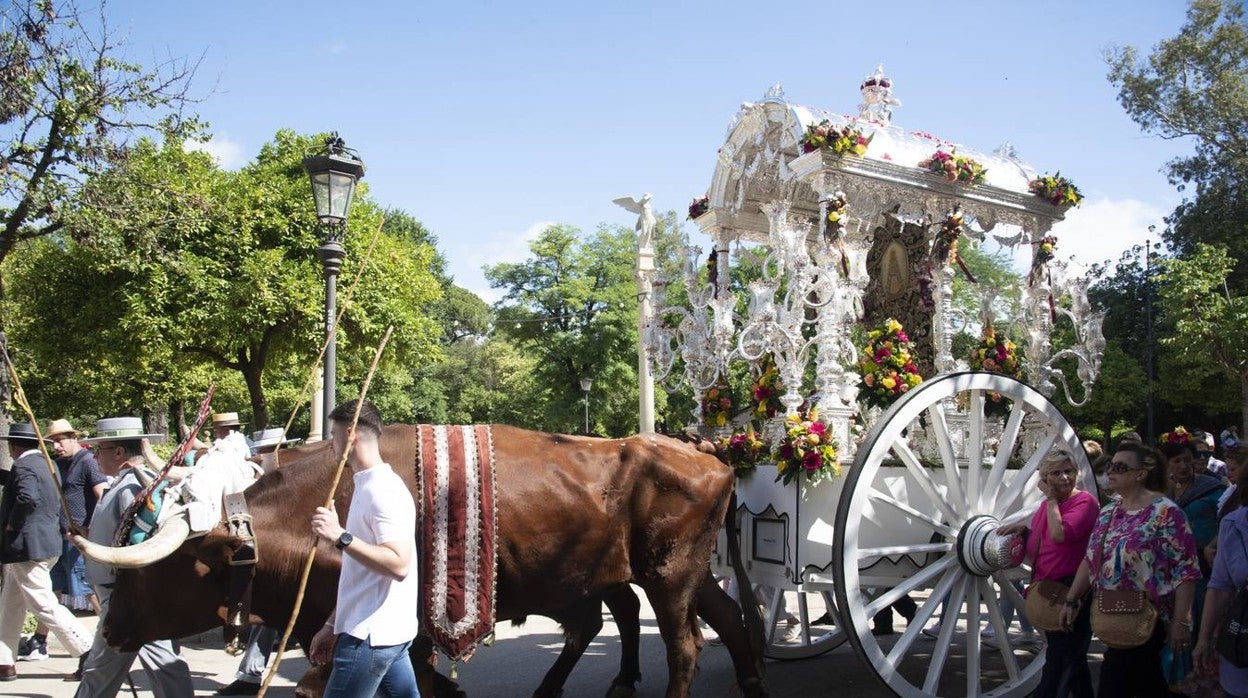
[863,216,936,375]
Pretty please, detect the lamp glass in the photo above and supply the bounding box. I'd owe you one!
[580,377,593,392]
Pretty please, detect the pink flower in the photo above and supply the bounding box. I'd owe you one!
[809,421,827,435]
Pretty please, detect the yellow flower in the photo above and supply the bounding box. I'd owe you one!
[887,319,902,334]
[777,460,789,474]
[807,433,821,445]
[882,377,896,390]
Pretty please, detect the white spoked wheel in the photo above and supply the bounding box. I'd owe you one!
[833,372,1093,698]
[759,585,846,660]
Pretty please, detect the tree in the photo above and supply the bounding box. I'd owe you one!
[1107,0,1248,195]
[1155,243,1248,434]
[0,0,197,268]
[3,130,445,430]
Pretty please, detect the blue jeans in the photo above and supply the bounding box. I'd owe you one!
[324,634,418,698]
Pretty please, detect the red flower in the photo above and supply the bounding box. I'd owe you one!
[809,421,827,435]
[803,451,822,471]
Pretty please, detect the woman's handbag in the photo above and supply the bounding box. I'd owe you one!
[1091,588,1158,648]
[1024,579,1069,632]
[1088,505,1159,649]
[1217,527,1248,667]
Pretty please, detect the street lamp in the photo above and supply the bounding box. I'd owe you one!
[580,377,593,435]
[303,133,365,437]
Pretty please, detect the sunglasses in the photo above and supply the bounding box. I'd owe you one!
[1106,461,1143,474]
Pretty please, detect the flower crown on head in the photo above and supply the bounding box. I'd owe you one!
[1160,426,1192,445]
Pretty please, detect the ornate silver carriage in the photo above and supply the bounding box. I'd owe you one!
[636,72,1106,698]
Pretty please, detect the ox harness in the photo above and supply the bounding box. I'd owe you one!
[222,491,259,655]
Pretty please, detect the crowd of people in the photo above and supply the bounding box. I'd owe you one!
[0,411,311,695]
[1005,426,1247,698]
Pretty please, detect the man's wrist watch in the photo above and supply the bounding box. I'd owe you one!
[335,531,354,550]
[1063,598,1081,608]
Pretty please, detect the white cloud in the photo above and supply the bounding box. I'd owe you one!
[183,134,247,170]
[452,220,556,304]
[1049,196,1171,270]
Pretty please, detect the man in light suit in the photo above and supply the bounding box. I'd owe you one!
[0,422,93,680]
[74,416,194,698]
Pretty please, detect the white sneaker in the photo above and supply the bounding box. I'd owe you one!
[780,618,804,643]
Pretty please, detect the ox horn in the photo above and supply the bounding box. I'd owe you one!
[131,465,155,489]
[73,507,192,568]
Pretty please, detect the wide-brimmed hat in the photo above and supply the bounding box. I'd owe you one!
[45,418,79,439]
[1,422,50,444]
[80,417,166,445]
[211,412,245,429]
[251,428,301,450]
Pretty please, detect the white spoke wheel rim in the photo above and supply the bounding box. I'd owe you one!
[761,586,846,659]
[833,372,1094,698]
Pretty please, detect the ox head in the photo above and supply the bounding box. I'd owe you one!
[77,440,346,651]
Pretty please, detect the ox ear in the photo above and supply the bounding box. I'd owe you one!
[187,530,248,572]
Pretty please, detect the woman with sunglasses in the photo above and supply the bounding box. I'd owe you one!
[999,449,1098,697]
[1059,442,1202,698]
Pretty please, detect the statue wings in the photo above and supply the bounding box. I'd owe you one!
[612,196,646,214]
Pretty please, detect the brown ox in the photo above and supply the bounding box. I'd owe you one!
[77,425,767,698]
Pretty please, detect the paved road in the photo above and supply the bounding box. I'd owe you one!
[13,591,1103,697]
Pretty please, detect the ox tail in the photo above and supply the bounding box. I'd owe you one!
[724,489,765,673]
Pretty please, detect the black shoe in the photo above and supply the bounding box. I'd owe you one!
[66,654,87,682]
[216,679,262,696]
[810,612,834,625]
[871,625,896,636]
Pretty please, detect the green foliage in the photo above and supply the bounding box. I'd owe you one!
[1155,243,1248,431]
[3,130,445,431]
[0,0,198,268]
[487,223,640,435]
[1106,0,1248,194]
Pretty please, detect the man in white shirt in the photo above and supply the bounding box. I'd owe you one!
[309,400,420,697]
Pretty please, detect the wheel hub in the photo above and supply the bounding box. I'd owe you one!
[956,515,1026,577]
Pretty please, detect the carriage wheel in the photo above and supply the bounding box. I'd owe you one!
[760,586,846,660]
[833,372,1093,698]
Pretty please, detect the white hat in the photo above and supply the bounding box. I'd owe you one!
[251,428,300,450]
[80,417,166,444]
[45,418,79,439]
[211,412,245,428]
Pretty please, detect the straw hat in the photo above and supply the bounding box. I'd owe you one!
[251,428,301,450]
[80,417,166,444]
[45,418,79,439]
[211,412,245,429]
[0,422,50,444]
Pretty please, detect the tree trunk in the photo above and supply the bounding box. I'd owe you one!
[1241,372,1248,442]
[241,357,268,429]
[173,401,189,440]
[148,402,169,438]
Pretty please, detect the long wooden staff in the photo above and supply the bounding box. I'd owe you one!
[272,214,386,468]
[0,345,75,531]
[258,324,394,698]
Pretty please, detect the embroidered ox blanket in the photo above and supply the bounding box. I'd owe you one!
[416,425,497,661]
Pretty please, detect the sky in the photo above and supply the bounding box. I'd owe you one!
[104,0,1193,302]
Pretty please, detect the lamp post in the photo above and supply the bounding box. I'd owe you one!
[302,133,365,438]
[580,377,593,435]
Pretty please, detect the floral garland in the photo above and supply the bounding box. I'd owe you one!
[773,409,840,486]
[688,195,710,220]
[920,206,976,309]
[1028,235,1058,287]
[969,325,1022,378]
[857,318,924,410]
[701,381,734,427]
[1028,173,1083,208]
[822,192,851,277]
[800,120,872,156]
[1160,426,1192,446]
[751,355,784,420]
[919,150,987,184]
[717,428,768,476]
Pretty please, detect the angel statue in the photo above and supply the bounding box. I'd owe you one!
[614,193,656,251]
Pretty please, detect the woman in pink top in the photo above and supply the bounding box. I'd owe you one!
[1000,449,1099,697]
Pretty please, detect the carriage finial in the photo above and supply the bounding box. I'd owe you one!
[858,65,901,125]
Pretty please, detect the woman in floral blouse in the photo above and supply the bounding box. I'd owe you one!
[1059,441,1202,698]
